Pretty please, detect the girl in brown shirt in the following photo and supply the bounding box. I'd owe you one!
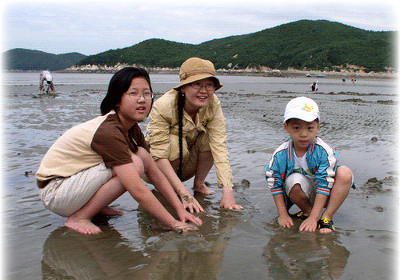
[36,67,202,234]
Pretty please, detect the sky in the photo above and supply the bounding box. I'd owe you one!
[1,0,398,56]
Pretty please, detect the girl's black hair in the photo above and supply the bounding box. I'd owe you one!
[177,90,186,180]
[100,67,153,115]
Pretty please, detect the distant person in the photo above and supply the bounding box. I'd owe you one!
[310,81,318,92]
[146,57,243,212]
[265,97,354,234]
[36,67,202,235]
[39,70,56,94]
[351,77,356,84]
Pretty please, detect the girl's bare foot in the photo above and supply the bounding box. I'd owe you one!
[65,217,102,234]
[193,183,214,195]
[99,206,124,216]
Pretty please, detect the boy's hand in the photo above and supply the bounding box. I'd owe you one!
[278,215,294,228]
[299,217,318,232]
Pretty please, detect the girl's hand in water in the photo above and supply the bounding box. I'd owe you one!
[220,186,243,210]
[171,221,199,233]
[181,194,204,213]
[176,208,203,227]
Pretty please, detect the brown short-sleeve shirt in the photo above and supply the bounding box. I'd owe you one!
[35,111,148,186]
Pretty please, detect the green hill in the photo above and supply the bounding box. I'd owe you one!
[79,20,396,72]
[3,48,86,71]
[80,39,197,68]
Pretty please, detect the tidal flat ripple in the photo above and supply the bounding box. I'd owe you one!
[3,73,398,279]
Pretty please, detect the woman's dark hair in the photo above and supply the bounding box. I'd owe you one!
[177,90,186,180]
[100,67,153,115]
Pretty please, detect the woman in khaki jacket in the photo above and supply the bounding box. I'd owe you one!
[146,57,242,212]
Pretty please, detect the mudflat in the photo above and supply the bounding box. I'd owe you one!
[4,72,398,279]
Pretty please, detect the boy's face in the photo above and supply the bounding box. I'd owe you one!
[284,118,320,153]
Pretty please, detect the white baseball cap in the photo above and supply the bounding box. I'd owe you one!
[45,74,53,82]
[284,96,320,123]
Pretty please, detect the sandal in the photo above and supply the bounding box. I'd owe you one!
[317,218,335,232]
[289,211,308,220]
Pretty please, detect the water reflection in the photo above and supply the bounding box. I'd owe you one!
[263,222,349,279]
[41,190,241,280]
[42,226,152,279]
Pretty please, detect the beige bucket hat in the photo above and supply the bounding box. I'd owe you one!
[173,57,222,90]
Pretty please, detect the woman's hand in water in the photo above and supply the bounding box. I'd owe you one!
[220,186,243,210]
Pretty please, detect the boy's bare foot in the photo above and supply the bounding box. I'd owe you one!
[193,183,214,195]
[320,228,334,234]
[99,206,124,216]
[65,217,102,234]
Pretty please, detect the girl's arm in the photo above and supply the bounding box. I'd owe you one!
[138,148,202,226]
[155,158,204,213]
[113,162,200,232]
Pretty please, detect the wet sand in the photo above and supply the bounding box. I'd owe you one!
[3,73,398,279]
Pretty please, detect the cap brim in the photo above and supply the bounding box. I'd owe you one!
[173,73,222,90]
[283,111,319,123]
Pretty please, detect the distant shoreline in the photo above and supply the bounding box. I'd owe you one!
[217,69,396,80]
[62,65,398,80]
[5,67,397,81]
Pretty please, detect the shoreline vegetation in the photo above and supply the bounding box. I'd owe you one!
[5,64,396,80]
[65,64,397,80]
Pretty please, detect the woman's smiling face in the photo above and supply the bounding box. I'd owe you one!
[181,78,216,113]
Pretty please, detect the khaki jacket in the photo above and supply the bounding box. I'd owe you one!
[146,89,233,188]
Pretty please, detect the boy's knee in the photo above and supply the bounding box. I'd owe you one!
[288,183,303,198]
[336,166,353,186]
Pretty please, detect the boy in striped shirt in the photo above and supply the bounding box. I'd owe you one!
[265,97,354,234]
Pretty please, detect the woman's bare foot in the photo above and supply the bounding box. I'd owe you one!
[193,183,214,195]
[99,206,124,216]
[65,217,102,234]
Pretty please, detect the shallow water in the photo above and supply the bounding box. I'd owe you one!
[3,72,399,279]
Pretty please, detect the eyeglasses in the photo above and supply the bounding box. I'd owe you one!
[189,81,216,91]
[126,91,153,100]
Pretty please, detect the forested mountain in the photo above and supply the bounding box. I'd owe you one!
[78,20,396,72]
[4,20,396,72]
[3,48,86,71]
